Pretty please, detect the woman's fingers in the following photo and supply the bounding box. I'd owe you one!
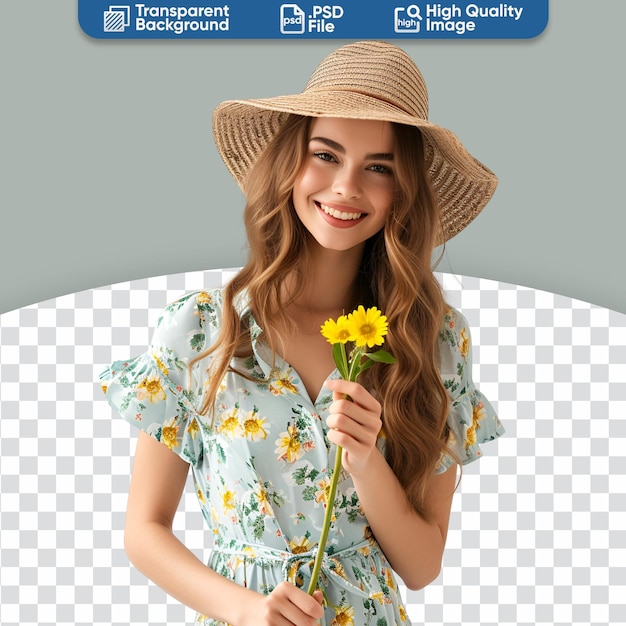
[324,378,381,413]
[324,379,383,475]
[262,582,324,625]
[325,381,382,438]
[327,409,378,442]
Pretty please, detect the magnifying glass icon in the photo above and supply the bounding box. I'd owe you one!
[406,5,422,19]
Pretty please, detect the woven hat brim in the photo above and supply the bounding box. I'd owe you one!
[213,91,497,245]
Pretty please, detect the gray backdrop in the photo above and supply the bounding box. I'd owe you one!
[1,4,625,625]
[1,0,625,315]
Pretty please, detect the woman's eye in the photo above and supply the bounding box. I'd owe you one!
[369,164,392,175]
[313,151,336,162]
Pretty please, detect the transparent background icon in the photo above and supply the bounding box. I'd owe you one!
[103,5,130,33]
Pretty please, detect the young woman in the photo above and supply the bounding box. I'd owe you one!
[101,41,504,625]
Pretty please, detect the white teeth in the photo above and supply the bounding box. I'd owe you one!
[319,203,363,221]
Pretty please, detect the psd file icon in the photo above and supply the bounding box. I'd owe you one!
[281,4,306,34]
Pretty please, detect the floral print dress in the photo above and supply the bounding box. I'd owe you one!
[100,289,504,626]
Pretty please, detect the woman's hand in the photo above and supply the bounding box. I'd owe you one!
[240,582,324,626]
[324,378,383,476]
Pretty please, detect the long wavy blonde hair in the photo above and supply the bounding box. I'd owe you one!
[193,114,454,517]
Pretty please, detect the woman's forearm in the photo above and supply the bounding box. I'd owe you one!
[350,449,456,590]
[124,521,258,624]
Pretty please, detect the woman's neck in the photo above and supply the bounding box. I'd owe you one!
[289,243,364,315]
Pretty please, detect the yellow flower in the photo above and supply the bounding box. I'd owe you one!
[136,375,166,403]
[384,567,396,590]
[242,545,256,558]
[465,424,477,448]
[329,558,347,579]
[100,383,108,394]
[243,412,269,441]
[459,327,470,358]
[289,535,314,554]
[253,485,273,516]
[363,525,375,544]
[196,485,206,505]
[399,606,408,622]
[274,425,304,463]
[269,369,299,395]
[285,561,303,588]
[187,418,199,439]
[196,291,212,305]
[370,591,385,604]
[472,401,486,426]
[315,478,331,507]
[160,418,179,450]
[222,490,237,511]
[217,408,243,438]
[320,314,352,344]
[347,306,388,348]
[151,353,169,377]
[465,401,486,449]
[331,604,355,626]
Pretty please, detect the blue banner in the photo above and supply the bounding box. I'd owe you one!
[79,1,549,39]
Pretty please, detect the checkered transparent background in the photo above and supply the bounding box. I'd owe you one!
[1,269,625,626]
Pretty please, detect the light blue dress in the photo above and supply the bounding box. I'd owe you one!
[100,289,504,625]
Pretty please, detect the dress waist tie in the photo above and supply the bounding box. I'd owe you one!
[214,538,374,600]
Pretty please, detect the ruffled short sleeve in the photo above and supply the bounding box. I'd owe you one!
[435,307,505,474]
[99,290,221,466]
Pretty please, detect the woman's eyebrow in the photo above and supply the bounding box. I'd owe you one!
[310,136,394,161]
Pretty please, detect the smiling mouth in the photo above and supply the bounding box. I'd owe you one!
[317,202,364,221]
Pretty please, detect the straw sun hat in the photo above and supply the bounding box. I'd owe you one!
[212,41,497,245]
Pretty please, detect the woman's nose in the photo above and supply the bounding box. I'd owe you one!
[331,165,361,198]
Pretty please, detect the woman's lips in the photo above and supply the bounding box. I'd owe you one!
[316,202,366,228]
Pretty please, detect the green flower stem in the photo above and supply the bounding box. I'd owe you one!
[340,344,350,380]
[321,587,340,611]
[348,346,365,382]
[307,443,343,595]
[311,308,395,596]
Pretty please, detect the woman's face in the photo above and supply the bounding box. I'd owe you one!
[292,117,396,254]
